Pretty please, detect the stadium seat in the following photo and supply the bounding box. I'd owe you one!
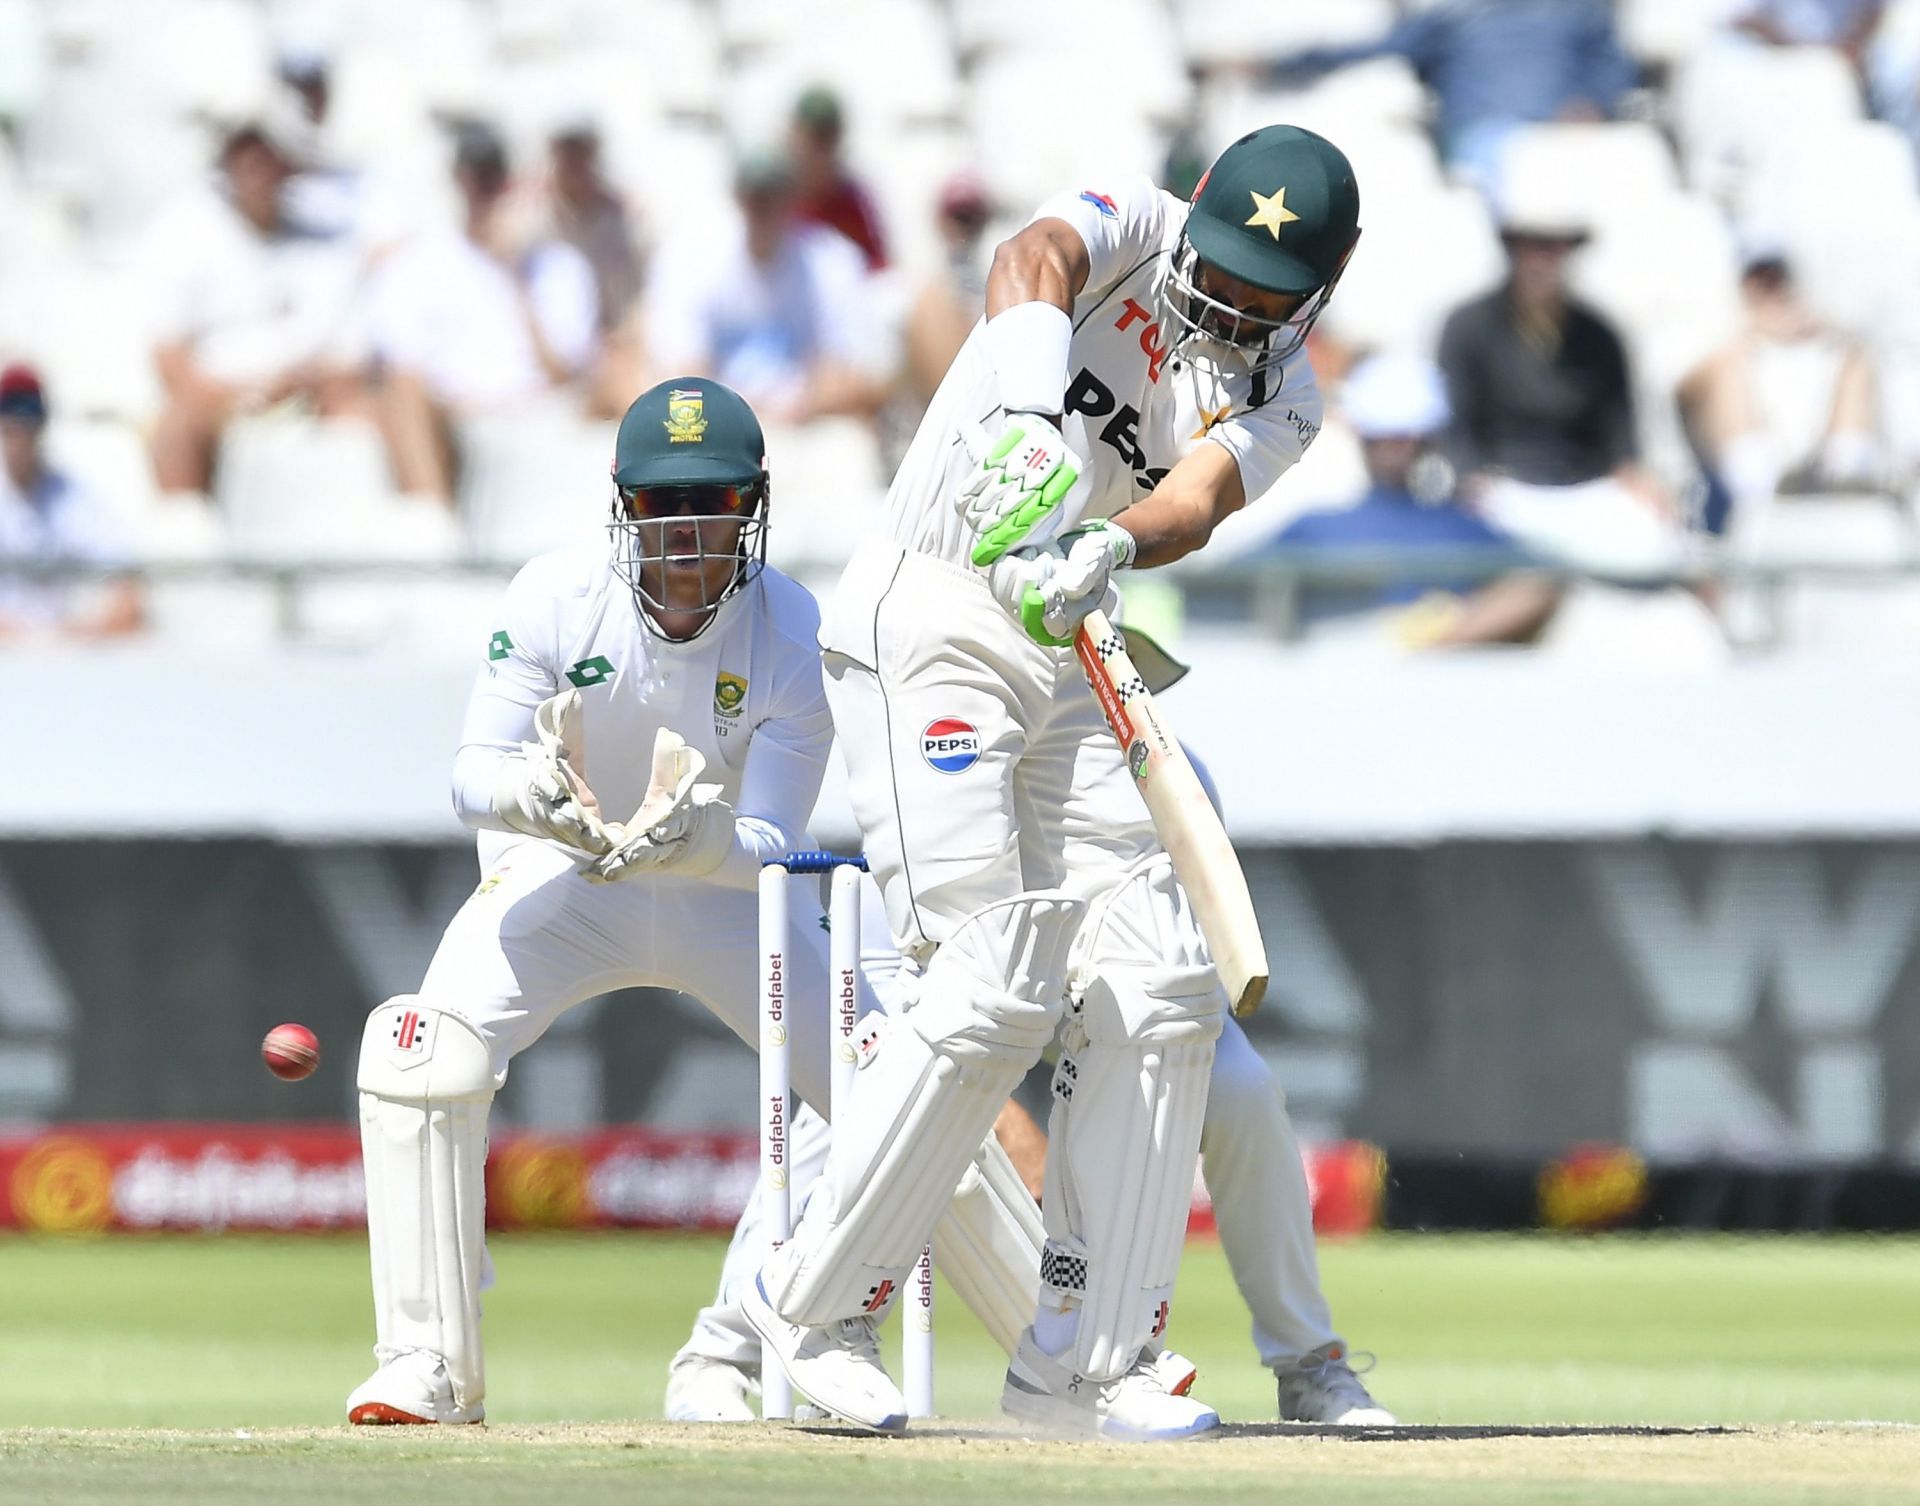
[1619,0,1726,68]
[968,56,1173,211]
[44,418,157,517]
[1318,183,1504,355]
[1571,189,1741,390]
[1499,123,1680,209]
[1674,43,1863,210]
[760,418,886,575]
[11,258,162,424]
[459,408,617,566]
[216,416,441,564]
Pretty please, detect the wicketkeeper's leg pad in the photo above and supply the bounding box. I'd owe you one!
[764,891,1082,1326]
[1044,855,1226,1381]
[358,998,501,1412]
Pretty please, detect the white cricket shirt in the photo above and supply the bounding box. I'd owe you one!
[451,542,832,888]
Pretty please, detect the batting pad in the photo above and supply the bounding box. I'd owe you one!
[765,892,1083,1326]
[1045,855,1227,1380]
[932,1133,1048,1355]
[358,998,500,1411]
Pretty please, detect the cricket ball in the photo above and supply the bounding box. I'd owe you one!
[262,1023,321,1082]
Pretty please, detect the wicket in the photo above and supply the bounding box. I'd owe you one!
[759,851,934,1422]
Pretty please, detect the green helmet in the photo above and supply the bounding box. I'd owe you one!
[608,377,771,639]
[1163,124,1361,376]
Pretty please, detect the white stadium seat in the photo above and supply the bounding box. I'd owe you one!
[1675,42,1863,211]
[1319,184,1504,355]
[459,408,617,566]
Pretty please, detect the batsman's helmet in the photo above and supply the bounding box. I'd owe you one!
[1164,124,1361,376]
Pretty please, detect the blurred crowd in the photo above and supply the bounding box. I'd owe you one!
[3,0,1920,656]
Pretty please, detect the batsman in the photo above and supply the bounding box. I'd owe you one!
[745,125,1362,1439]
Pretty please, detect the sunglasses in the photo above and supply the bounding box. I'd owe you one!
[617,482,755,519]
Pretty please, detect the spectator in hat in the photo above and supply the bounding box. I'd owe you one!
[901,171,995,409]
[0,366,143,640]
[1437,184,1683,579]
[364,124,600,502]
[1269,353,1557,645]
[644,149,885,423]
[145,119,368,494]
[787,85,888,271]
[1261,0,1637,189]
[1679,241,1883,528]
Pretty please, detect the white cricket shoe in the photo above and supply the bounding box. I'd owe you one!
[1000,1329,1221,1441]
[740,1275,907,1434]
[1276,1342,1396,1425]
[347,1349,484,1426]
[664,1353,760,1422]
[1141,1344,1199,1397]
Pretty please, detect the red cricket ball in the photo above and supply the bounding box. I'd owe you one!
[262,1023,321,1082]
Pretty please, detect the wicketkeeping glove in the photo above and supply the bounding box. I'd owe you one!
[957,414,1084,566]
[587,727,735,883]
[491,689,616,853]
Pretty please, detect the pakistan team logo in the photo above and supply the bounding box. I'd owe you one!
[714,671,747,719]
[664,389,707,444]
[566,655,616,688]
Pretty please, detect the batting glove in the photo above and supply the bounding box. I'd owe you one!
[958,414,1083,566]
[987,519,1137,647]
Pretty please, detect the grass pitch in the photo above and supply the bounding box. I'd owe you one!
[1,1232,1916,1504]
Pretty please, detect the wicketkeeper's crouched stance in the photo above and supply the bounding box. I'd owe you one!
[742,126,1364,1440]
[347,379,1053,1425]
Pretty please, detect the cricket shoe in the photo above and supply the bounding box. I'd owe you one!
[1000,1329,1220,1441]
[740,1275,906,1433]
[347,1348,484,1425]
[664,1353,759,1423]
[1277,1342,1396,1425]
[1141,1343,1199,1397]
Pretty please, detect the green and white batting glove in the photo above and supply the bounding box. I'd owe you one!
[958,413,1083,566]
[986,518,1137,647]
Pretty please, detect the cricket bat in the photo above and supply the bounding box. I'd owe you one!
[1074,607,1269,1017]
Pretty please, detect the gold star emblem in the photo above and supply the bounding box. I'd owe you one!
[1192,403,1233,438]
[1245,186,1300,241]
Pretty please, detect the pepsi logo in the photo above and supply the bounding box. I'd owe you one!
[921,717,981,774]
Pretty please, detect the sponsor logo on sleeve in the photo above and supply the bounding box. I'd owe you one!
[1079,190,1118,218]
[920,717,981,774]
[488,630,513,662]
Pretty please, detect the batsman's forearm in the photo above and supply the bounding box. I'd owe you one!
[1115,441,1250,568]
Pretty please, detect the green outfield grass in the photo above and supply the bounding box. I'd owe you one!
[1,1232,1916,1504]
